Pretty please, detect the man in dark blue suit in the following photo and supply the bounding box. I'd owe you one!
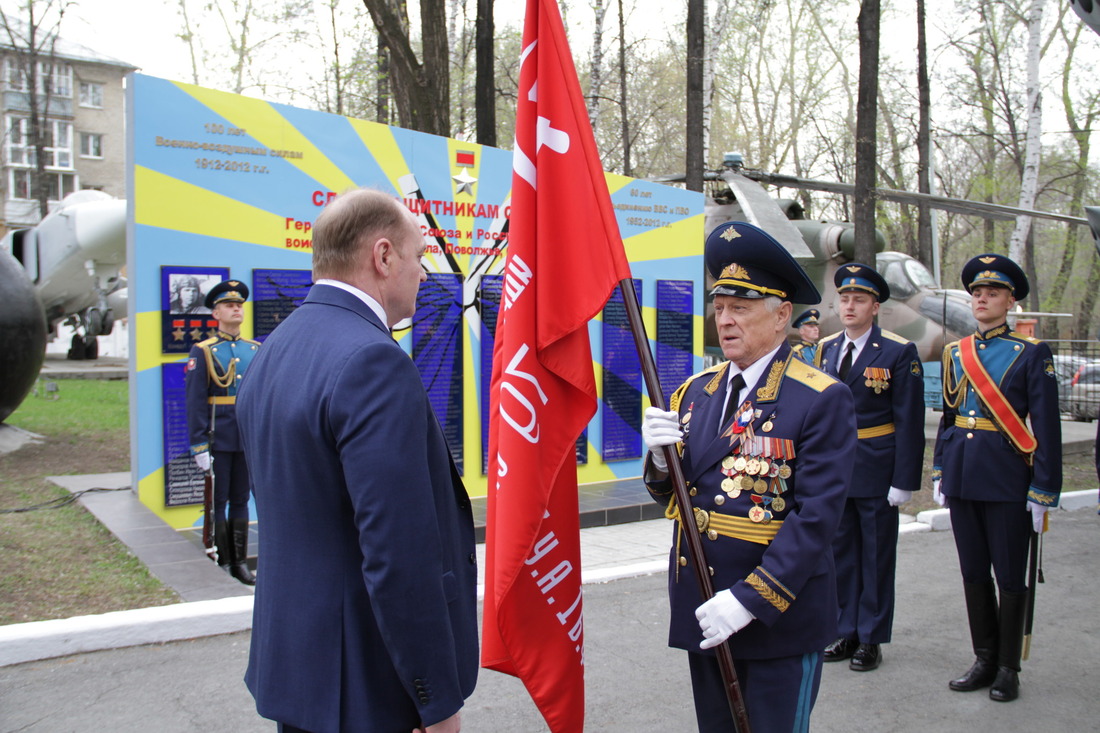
[643,221,856,733]
[934,254,1060,703]
[814,264,925,672]
[237,188,478,733]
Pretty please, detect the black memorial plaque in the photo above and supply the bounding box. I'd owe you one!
[601,280,642,461]
[414,273,464,474]
[656,280,695,396]
[252,268,312,342]
[162,363,204,506]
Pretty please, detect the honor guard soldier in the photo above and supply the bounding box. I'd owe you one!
[642,221,856,733]
[933,254,1060,702]
[186,279,259,585]
[791,308,821,363]
[814,264,925,671]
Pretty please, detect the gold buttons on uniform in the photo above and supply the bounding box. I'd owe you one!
[689,487,697,496]
[967,432,974,439]
[679,556,688,566]
[714,494,726,506]
[707,530,718,541]
[966,417,976,429]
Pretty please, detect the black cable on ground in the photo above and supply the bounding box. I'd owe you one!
[0,486,131,514]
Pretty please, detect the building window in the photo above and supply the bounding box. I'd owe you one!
[80,132,103,158]
[5,58,73,97]
[8,169,78,202]
[79,81,103,108]
[6,116,74,168]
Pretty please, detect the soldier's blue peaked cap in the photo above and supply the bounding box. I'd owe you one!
[834,262,890,303]
[705,221,821,304]
[205,279,250,309]
[961,253,1029,300]
[793,309,821,328]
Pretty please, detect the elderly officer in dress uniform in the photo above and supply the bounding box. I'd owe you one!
[933,254,1060,702]
[186,279,259,585]
[791,308,821,364]
[814,264,925,672]
[642,221,856,733]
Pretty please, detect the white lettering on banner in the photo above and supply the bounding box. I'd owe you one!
[523,513,585,657]
[499,344,549,444]
[537,117,570,155]
[502,254,533,311]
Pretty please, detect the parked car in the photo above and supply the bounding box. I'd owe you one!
[1053,355,1089,415]
[1062,361,1100,422]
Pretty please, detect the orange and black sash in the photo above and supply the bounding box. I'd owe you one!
[956,334,1037,456]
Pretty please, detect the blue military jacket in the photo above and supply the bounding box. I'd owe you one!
[645,343,856,659]
[933,324,1061,506]
[791,340,817,365]
[815,325,925,496]
[185,331,260,455]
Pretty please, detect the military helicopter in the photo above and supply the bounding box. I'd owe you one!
[656,154,1089,364]
[0,190,125,422]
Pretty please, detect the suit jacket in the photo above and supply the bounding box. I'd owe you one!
[645,343,855,659]
[933,324,1061,506]
[815,325,926,497]
[237,284,478,732]
[185,332,260,455]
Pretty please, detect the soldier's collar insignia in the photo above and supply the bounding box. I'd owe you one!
[721,227,742,241]
[721,262,751,281]
[979,256,996,264]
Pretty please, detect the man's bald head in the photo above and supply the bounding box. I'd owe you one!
[311,189,417,281]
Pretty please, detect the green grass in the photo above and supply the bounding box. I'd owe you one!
[1,380,179,625]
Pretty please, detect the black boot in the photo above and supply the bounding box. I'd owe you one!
[949,580,999,691]
[227,518,256,586]
[990,590,1027,702]
[213,521,230,569]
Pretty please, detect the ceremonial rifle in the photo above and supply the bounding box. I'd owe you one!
[619,278,752,733]
[201,400,217,562]
[1022,520,1045,660]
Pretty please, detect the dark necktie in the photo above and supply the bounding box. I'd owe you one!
[839,341,855,380]
[721,373,746,428]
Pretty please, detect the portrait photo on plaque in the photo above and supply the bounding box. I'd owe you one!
[252,268,313,343]
[161,265,229,354]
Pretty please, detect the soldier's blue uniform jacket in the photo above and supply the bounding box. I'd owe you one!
[645,344,856,659]
[933,324,1061,507]
[816,324,925,496]
[186,331,260,455]
[791,340,817,365]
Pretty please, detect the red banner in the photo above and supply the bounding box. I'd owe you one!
[481,0,633,730]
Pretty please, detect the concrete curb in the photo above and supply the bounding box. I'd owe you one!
[4,490,1096,668]
[0,595,253,667]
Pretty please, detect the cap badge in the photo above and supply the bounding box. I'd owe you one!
[848,278,858,285]
[720,227,742,241]
[721,262,751,280]
[846,265,861,273]
[979,256,996,264]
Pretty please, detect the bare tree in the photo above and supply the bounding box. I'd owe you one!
[617,0,630,175]
[915,0,934,272]
[0,0,70,221]
[1007,0,1046,267]
[853,0,880,265]
[587,0,607,133]
[685,0,704,192]
[475,0,496,146]
[362,0,450,135]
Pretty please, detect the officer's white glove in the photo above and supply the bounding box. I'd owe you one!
[643,407,682,472]
[1027,502,1047,533]
[887,487,912,507]
[194,452,211,472]
[933,479,946,507]
[696,589,754,650]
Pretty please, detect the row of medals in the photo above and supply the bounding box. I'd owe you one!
[719,454,792,524]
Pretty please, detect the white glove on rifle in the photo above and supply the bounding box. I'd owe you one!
[643,407,682,472]
[194,452,211,472]
[696,589,754,650]
[887,487,911,507]
[1027,502,1047,533]
[932,479,947,507]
